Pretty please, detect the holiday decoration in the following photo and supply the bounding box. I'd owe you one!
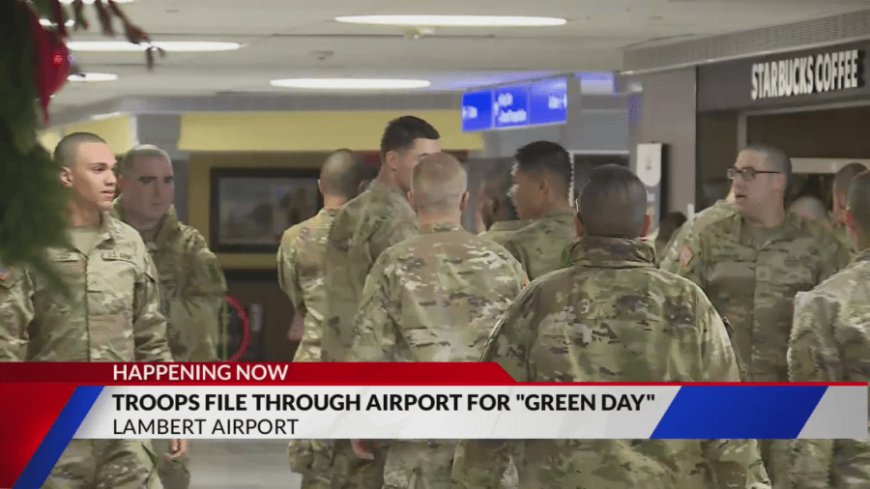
[0,0,157,279]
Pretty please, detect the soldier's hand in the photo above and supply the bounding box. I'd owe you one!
[350,439,374,460]
[288,311,305,342]
[167,439,189,460]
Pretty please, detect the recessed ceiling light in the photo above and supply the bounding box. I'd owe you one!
[335,15,567,27]
[39,18,75,27]
[270,78,431,90]
[67,41,241,52]
[68,72,118,82]
[59,0,134,4]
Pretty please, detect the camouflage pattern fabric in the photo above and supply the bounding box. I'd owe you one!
[788,249,870,489]
[498,209,575,280]
[454,237,770,489]
[478,220,527,248]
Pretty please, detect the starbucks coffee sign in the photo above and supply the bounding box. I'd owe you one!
[750,49,864,100]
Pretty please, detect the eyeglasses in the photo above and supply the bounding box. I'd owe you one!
[726,167,781,182]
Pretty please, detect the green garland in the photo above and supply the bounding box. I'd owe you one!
[0,1,69,278]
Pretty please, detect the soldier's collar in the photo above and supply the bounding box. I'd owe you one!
[733,210,799,247]
[488,220,528,232]
[566,237,655,268]
[419,222,463,234]
[152,206,180,246]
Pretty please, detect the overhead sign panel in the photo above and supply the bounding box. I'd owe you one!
[461,77,568,132]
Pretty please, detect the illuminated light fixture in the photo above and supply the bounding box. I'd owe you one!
[40,18,75,27]
[270,78,431,90]
[68,72,118,82]
[67,41,241,52]
[60,0,134,4]
[335,15,567,27]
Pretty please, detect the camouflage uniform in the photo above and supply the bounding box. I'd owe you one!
[478,220,527,247]
[454,237,770,489]
[278,208,338,363]
[659,199,736,267]
[788,249,870,489]
[0,213,170,489]
[0,265,33,360]
[323,180,417,488]
[499,209,575,280]
[116,203,226,489]
[662,211,851,487]
[833,224,857,256]
[277,208,339,489]
[348,223,526,489]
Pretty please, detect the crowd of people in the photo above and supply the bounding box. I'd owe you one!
[0,114,868,488]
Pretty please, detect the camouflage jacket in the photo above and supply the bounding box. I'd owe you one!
[0,213,171,362]
[499,209,576,280]
[277,208,338,362]
[347,223,526,362]
[116,203,226,361]
[659,199,736,267]
[662,211,851,381]
[323,180,417,361]
[478,220,528,248]
[788,248,870,488]
[454,237,770,489]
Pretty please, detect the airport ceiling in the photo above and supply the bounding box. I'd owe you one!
[53,0,870,111]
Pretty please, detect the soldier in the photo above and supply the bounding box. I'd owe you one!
[500,141,576,280]
[346,153,526,487]
[788,171,870,489]
[277,149,367,489]
[831,162,867,252]
[454,164,770,488]
[114,143,226,489]
[323,116,441,487]
[0,132,179,488]
[661,144,851,487]
[477,163,526,245]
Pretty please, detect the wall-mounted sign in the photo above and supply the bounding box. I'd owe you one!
[751,49,864,101]
[461,77,568,132]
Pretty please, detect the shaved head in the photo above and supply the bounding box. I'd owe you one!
[411,152,467,213]
[789,196,831,227]
[319,149,366,199]
[848,170,870,236]
[835,163,868,200]
[578,164,647,238]
[54,132,107,167]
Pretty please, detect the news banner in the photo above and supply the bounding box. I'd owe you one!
[1,362,867,487]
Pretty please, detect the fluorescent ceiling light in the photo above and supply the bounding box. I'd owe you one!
[67,41,241,52]
[60,0,134,4]
[68,72,118,82]
[270,78,431,90]
[40,18,75,27]
[335,15,567,27]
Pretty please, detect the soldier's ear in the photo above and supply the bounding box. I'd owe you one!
[60,166,73,188]
[459,191,469,213]
[641,214,652,237]
[316,179,323,195]
[407,190,415,207]
[845,209,859,245]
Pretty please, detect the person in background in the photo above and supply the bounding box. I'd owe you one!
[115,143,225,489]
[789,195,831,229]
[477,163,526,245]
[323,115,441,488]
[662,144,851,487]
[499,141,576,280]
[653,210,687,262]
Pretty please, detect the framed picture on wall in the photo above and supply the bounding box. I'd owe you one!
[210,167,323,253]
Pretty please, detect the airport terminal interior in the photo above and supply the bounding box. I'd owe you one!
[6,0,870,487]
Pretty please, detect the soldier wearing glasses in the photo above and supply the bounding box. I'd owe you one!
[662,144,850,488]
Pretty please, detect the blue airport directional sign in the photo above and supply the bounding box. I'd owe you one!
[461,77,569,132]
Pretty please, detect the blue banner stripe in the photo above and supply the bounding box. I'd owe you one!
[651,386,826,439]
[14,386,103,489]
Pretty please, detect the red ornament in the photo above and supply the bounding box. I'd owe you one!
[23,2,70,122]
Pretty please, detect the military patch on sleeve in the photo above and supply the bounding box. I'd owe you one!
[679,245,694,268]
